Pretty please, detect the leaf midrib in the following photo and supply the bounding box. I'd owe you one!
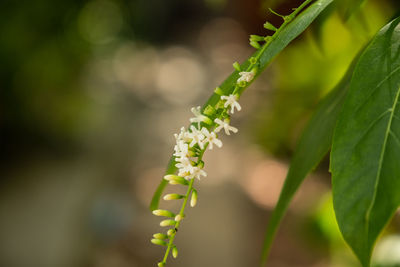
[365,84,400,240]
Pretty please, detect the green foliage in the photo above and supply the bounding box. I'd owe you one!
[151,1,400,266]
[262,12,400,267]
[150,0,334,211]
[260,52,356,265]
[331,16,400,266]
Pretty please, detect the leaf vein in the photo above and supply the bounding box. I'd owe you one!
[389,130,400,148]
[365,85,400,241]
[354,65,400,114]
[353,109,392,150]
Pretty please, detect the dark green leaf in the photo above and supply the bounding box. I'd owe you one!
[260,49,356,266]
[150,0,334,211]
[331,16,400,267]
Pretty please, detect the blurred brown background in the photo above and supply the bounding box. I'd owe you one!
[1,0,400,266]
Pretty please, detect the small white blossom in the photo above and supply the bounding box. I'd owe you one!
[214,118,238,135]
[188,166,207,180]
[176,157,193,177]
[237,71,254,83]
[201,127,222,150]
[187,125,205,149]
[221,94,241,114]
[173,140,189,158]
[189,106,211,127]
[174,127,191,143]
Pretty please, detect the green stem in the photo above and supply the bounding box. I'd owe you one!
[161,178,195,265]
[235,0,314,96]
[161,147,207,265]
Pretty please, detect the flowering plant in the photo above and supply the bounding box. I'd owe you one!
[149,0,400,266]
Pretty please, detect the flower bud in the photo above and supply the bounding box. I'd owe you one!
[196,160,204,169]
[249,57,257,64]
[172,246,178,258]
[232,61,241,72]
[163,194,185,201]
[160,219,177,227]
[238,80,247,87]
[151,238,167,246]
[214,87,224,96]
[164,175,189,186]
[250,35,264,42]
[167,229,176,236]
[158,262,165,267]
[175,214,184,222]
[250,40,261,49]
[152,209,175,218]
[153,233,168,240]
[203,105,216,116]
[263,21,277,31]
[190,189,198,207]
[201,115,213,125]
[164,174,181,181]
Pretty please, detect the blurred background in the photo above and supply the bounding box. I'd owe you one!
[1,0,400,266]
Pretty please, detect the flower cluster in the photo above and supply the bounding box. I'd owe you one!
[151,72,252,266]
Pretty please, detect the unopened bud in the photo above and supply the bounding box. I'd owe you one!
[214,87,224,96]
[250,35,264,42]
[153,233,168,240]
[164,174,181,181]
[167,229,176,236]
[250,40,261,49]
[158,262,165,267]
[152,209,175,218]
[203,105,216,116]
[172,246,178,258]
[163,194,185,201]
[151,238,167,246]
[175,214,184,222]
[263,21,277,31]
[232,61,241,71]
[160,219,177,227]
[190,189,198,207]
[201,115,213,125]
[249,57,257,64]
[196,160,204,169]
[164,175,189,186]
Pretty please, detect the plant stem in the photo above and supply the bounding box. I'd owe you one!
[236,0,314,96]
[161,178,194,265]
[161,145,207,265]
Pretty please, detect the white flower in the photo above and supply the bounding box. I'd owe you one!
[214,118,238,135]
[201,127,222,150]
[221,94,241,114]
[187,125,205,149]
[174,127,191,143]
[189,106,212,127]
[173,140,189,158]
[188,166,207,180]
[237,71,254,83]
[176,157,193,177]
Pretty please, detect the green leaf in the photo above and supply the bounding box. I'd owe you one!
[331,16,400,267]
[260,49,356,266]
[150,0,334,211]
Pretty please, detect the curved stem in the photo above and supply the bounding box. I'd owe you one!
[161,178,195,264]
[161,146,207,265]
[236,0,314,96]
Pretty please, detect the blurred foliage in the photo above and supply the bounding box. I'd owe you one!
[1,1,400,265]
[251,0,398,157]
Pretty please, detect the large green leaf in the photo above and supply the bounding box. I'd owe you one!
[260,51,356,266]
[150,0,334,210]
[331,16,400,267]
